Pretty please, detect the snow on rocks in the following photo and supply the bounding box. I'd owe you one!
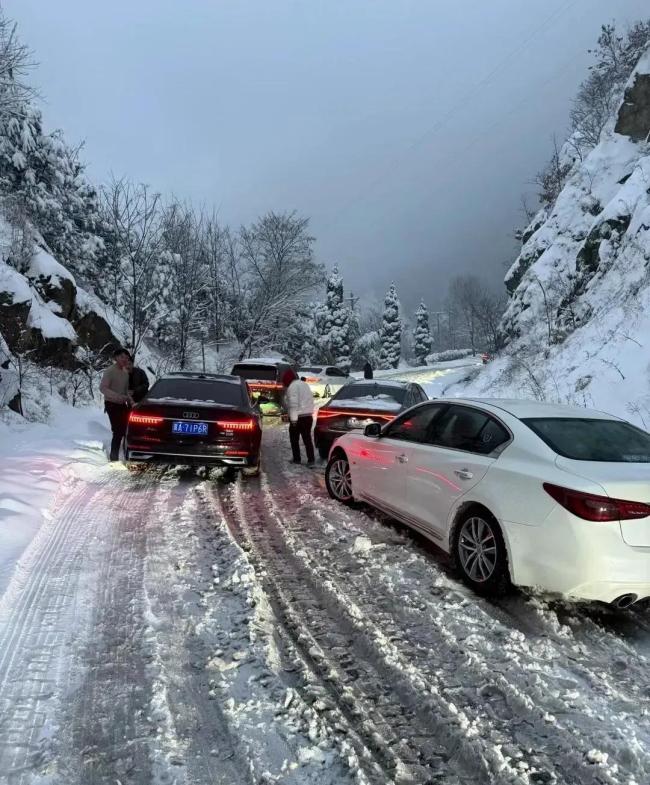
[465,44,650,427]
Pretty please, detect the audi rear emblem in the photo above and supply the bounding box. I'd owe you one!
[183,411,200,419]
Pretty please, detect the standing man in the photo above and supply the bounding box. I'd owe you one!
[363,360,373,379]
[282,368,315,465]
[126,354,150,403]
[100,347,133,462]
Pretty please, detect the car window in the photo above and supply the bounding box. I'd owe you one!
[326,367,346,377]
[299,367,323,374]
[148,379,244,405]
[231,364,278,381]
[384,404,447,443]
[415,385,428,403]
[331,383,407,406]
[430,405,509,454]
[523,418,650,462]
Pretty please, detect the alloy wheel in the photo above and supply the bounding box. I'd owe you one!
[328,457,352,501]
[458,516,498,583]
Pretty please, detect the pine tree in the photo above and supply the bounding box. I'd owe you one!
[319,265,351,372]
[413,301,432,366]
[378,283,401,369]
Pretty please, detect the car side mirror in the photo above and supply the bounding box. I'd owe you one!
[364,422,382,438]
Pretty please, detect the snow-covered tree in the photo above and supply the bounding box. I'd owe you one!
[283,307,317,366]
[318,265,351,372]
[378,283,401,369]
[413,301,432,366]
[236,211,323,359]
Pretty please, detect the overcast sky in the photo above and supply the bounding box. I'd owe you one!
[4,0,649,313]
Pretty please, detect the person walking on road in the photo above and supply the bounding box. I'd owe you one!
[100,347,133,462]
[282,368,315,464]
[363,360,373,380]
[126,354,150,403]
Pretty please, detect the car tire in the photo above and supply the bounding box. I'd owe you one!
[243,458,261,478]
[453,508,510,596]
[318,444,330,461]
[325,451,354,505]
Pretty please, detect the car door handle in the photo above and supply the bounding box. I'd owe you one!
[454,469,473,480]
[395,454,408,464]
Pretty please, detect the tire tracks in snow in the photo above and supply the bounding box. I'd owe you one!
[211,475,511,785]
[261,430,650,785]
[0,469,121,784]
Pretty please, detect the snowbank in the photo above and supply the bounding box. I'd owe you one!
[0,402,109,598]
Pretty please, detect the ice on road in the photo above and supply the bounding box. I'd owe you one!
[0,393,649,785]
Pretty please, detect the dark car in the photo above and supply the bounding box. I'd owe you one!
[125,372,262,475]
[230,359,294,414]
[314,379,428,460]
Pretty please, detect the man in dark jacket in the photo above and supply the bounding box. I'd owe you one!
[126,355,150,403]
[100,347,133,461]
[363,361,373,380]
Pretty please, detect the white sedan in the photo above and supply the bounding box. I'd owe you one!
[325,398,650,607]
[298,365,353,399]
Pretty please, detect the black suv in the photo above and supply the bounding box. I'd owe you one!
[230,359,294,414]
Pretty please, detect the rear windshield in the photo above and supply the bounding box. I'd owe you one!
[148,379,244,405]
[299,367,323,374]
[332,383,406,405]
[231,364,278,381]
[523,417,650,462]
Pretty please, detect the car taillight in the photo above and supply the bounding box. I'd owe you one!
[217,419,256,431]
[543,483,650,522]
[304,376,321,384]
[317,409,343,420]
[129,413,163,425]
[317,409,393,422]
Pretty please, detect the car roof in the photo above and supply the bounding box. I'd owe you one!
[343,379,410,389]
[233,358,288,366]
[162,372,242,385]
[449,397,619,421]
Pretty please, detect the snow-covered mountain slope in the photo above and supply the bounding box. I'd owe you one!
[452,45,650,428]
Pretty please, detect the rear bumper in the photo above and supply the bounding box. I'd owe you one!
[503,508,650,604]
[126,447,258,468]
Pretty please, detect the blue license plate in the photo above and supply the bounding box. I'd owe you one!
[172,421,208,436]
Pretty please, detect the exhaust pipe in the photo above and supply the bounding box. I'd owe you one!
[612,593,638,609]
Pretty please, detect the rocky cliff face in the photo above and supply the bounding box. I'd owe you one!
[454,45,650,425]
[0,230,125,412]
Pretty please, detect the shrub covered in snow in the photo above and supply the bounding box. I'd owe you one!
[427,348,474,363]
[413,301,432,366]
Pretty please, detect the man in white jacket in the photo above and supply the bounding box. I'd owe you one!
[282,369,315,464]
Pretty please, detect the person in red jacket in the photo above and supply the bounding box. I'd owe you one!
[282,369,315,464]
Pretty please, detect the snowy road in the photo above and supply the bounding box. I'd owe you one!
[1,421,650,785]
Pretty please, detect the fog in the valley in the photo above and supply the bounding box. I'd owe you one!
[7,0,650,309]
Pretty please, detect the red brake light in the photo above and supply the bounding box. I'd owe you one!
[317,409,393,422]
[304,376,321,384]
[543,483,650,522]
[217,419,256,431]
[129,413,163,425]
[317,409,341,419]
[246,382,282,390]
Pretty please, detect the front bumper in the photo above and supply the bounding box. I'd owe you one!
[503,507,650,604]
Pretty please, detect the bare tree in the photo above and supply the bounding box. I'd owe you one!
[535,136,573,208]
[236,211,324,358]
[0,17,35,114]
[158,203,208,369]
[100,177,163,355]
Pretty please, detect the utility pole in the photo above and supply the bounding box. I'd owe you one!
[346,292,359,311]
